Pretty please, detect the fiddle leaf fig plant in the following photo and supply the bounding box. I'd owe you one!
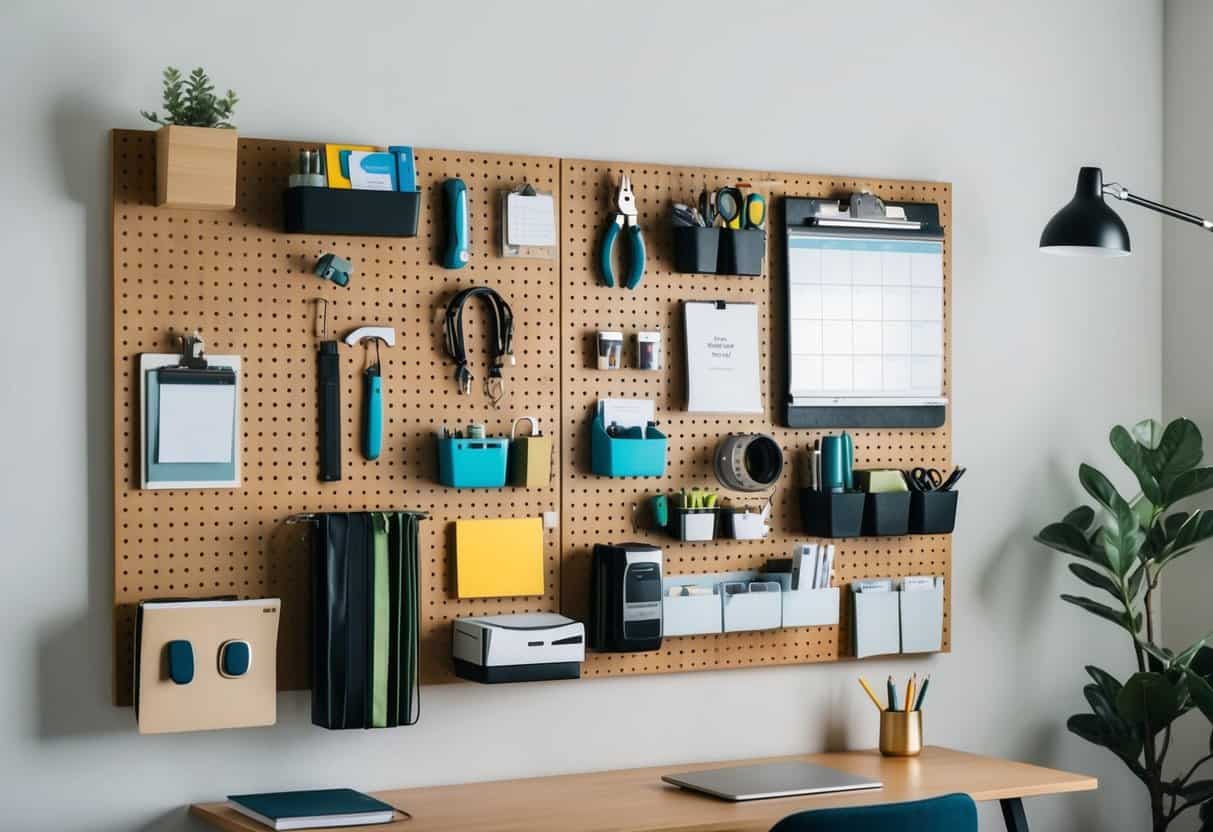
[1036,418,1213,832]
[141,66,237,129]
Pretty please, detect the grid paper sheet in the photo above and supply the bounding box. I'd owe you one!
[787,235,944,400]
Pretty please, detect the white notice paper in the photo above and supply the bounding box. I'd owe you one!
[684,301,762,413]
[506,193,557,247]
[157,383,236,464]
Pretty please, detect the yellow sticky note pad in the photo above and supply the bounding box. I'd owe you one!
[454,517,544,598]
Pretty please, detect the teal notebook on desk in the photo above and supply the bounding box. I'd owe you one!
[227,788,397,830]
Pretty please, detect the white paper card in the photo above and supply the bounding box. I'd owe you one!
[157,383,235,463]
[506,193,556,247]
[599,398,654,431]
[684,302,762,413]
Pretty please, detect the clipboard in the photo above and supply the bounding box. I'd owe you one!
[783,196,947,429]
[683,300,763,414]
[501,184,558,260]
[140,335,241,489]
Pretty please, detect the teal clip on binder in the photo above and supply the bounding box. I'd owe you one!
[437,437,510,488]
[589,416,667,477]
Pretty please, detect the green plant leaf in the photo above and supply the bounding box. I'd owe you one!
[1084,683,1119,724]
[1117,672,1182,729]
[1036,522,1097,560]
[1148,418,1204,476]
[1186,670,1213,723]
[1080,464,1142,575]
[1066,712,1141,762]
[1126,563,1146,600]
[1061,594,1136,632]
[1161,510,1213,567]
[1184,780,1213,804]
[1112,425,1163,505]
[1167,468,1213,505]
[1068,563,1122,599]
[1063,506,1096,531]
[1139,640,1174,665]
[1087,665,1124,702]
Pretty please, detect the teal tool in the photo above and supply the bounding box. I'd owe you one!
[715,186,744,229]
[841,431,854,491]
[598,173,646,289]
[344,326,396,461]
[887,675,899,710]
[821,435,846,492]
[441,178,469,269]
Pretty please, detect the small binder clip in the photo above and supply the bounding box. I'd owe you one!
[178,331,209,369]
[157,330,235,385]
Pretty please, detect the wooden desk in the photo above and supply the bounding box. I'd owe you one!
[190,746,1096,832]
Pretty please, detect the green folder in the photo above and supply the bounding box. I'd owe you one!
[370,513,390,728]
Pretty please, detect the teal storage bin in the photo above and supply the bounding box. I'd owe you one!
[589,416,667,477]
[437,437,510,488]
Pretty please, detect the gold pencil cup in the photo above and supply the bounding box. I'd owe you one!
[879,710,923,757]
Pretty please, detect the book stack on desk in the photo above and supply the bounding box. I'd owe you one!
[228,788,398,830]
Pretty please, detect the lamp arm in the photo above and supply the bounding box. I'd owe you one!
[1104,185,1213,231]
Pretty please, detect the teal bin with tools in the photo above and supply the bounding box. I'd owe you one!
[589,416,667,477]
[437,437,510,488]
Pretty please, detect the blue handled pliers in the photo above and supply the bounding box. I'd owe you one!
[599,174,646,289]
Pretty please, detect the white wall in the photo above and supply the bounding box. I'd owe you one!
[0,2,1163,829]
[1163,3,1213,829]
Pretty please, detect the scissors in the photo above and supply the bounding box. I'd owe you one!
[908,467,944,492]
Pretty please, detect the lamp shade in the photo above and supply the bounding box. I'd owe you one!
[1040,166,1131,256]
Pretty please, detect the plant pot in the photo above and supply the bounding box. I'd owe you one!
[155,125,238,209]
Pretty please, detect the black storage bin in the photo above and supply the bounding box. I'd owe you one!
[718,228,765,276]
[800,489,865,538]
[673,226,720,274]
[284,186,421,237]
[862,492,911,536]
[910,490,959,534]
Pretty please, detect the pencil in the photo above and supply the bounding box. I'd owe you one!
[905,674,917,713]
[915,676,930,710]
[858,677,884,712]
[887,675,899,711]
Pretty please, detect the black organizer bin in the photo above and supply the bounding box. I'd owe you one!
[283,186,421,237]
[719,228,765,276]
[861,492,911,536]
[799,489,865,538]
[910,490,959,534]
[671,227,765,276]
[672,226,721,274]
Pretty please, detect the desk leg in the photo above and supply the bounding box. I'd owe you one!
[1000,798,1029,832]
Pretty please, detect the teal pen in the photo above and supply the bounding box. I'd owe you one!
[915,676,931,710]
[887,675,899,710]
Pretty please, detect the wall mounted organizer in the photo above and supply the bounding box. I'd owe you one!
[111,132,951,704]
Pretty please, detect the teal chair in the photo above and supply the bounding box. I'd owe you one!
[770,793,978,832]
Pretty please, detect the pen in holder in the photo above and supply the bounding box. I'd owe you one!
[879,710,923,757]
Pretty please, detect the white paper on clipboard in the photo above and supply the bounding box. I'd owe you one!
[683,301,762,414]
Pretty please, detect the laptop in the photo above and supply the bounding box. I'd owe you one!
[661,761,883,802]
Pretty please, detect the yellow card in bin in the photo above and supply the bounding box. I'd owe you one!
[455,517,544,598]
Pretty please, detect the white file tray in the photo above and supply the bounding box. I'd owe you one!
[851,588,901,658]
[781,587,840,628]
[899,578,945,653]
[722,586,782,633]
[663,592,723,636]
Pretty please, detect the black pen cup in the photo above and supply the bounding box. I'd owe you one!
[672,226,720,274]
[909,490,959,534]
[800,489,865,538]
[862,492,911,536]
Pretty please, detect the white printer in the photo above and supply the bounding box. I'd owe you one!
[452,613,585,684]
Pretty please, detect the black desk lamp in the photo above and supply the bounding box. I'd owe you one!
[1040,165,1213,256]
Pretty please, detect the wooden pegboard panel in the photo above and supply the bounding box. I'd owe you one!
[558,159,952,678]
[111,131,563,705]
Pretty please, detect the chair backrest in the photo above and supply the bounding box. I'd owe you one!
[770,793,978,832]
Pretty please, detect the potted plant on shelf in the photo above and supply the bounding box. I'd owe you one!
[1036,417,1213,832]
[141,66,239,209]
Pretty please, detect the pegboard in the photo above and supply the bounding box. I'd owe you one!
[112,131,951,706]
[111,131,563,705]
[558,159,952,678]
